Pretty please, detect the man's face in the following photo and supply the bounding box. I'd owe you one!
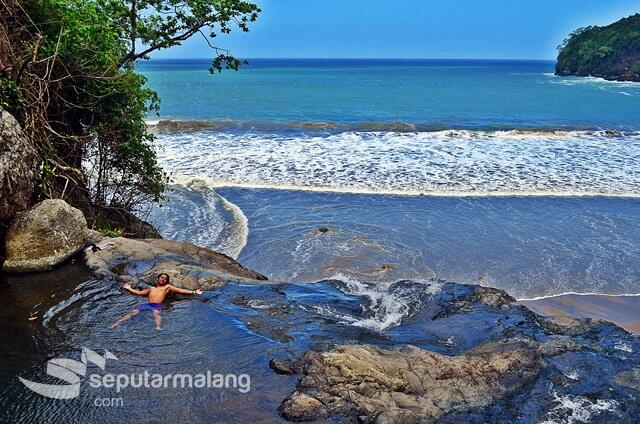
[157,274,168,286]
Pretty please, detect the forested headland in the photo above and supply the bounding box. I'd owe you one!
[556,13,640,82]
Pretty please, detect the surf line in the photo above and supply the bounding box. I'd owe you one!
[167,176,640,199]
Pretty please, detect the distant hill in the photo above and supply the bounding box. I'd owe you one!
[556,13,640,82]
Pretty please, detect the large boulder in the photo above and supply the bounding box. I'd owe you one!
[0,108,40,243]
[3,199,88,272]
[279,341,544,423]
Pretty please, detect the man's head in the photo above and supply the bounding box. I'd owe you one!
[156,273,170,286]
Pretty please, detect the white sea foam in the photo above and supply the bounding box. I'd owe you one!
[313,273,442,331]
[544,73,640,88]
[216,191,249,259]
[517,291,640,301]
[614,342,633,353]
[179,177,248,259]
[150,177,249,259]
[540,388,619,424]
[154,129,640,196]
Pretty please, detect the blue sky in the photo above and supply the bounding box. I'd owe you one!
[151,0,640,60]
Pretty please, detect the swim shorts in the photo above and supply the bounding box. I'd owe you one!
[136,302,163,312]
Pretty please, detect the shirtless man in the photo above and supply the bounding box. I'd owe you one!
[110,273,204,330]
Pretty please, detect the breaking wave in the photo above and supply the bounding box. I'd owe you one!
[153,127,640,196]
[148,118,634,135]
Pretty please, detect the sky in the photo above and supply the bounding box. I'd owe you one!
[151,0,640,60]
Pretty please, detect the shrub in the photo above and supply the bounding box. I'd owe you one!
[0,0,259,234]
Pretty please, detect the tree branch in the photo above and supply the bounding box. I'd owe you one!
[128,0,138,66]
[119,23,205,66]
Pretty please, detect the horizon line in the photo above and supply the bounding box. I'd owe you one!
[146,57,557,62]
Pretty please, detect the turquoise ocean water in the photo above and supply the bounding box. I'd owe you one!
[139,59,640,299]
[140,59,640,130]
[4,60,640,424]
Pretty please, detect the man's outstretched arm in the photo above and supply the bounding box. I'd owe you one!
[123,283,150,296]
[169,285,204,295]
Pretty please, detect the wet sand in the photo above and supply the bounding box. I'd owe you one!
[521,294,640,334]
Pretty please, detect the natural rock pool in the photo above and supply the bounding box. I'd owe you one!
[1,257,639,422]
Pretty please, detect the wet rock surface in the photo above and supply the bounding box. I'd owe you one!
[281,341,543,423]
[3,242,638,423]
[256,281,640,423]
[60,241,640,423]
[3,199,88,272]
[84,235,268,290]
[269,358,300,375]
[0,108,39,239]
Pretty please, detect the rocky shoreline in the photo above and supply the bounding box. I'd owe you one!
[0,198,639,422]
[2,124,640,422]
[555,13,640,83]
[274,283,640,422]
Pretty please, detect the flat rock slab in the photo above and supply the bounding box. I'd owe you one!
[280,341,543,423]
[84,236,268,290]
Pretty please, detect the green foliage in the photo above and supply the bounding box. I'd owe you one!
[97,0,260,71]
[10,0,167,211]
[1,0,259,232]
[556,14,640,81]
[0,77,20,112]
[99,225,124,238]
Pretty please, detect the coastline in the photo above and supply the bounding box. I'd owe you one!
[522,293,640,334]
[1,197,638,422]
[3,55,640,421]
[146,183,640,335]
[3,1,640,419]
[2,249,639,423]
[165,175,640,198]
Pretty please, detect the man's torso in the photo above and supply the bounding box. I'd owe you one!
[148,286,171,303]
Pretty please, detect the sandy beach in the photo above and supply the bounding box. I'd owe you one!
[523,294,640,334]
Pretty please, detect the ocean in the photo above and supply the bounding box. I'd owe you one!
[2,59,640,424]
[138,58,640,299]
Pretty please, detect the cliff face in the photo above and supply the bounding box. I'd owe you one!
[556,13,640,82]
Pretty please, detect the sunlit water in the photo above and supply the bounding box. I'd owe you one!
[146,184,640,300]
[139,59,640,129]
[138,59,640,300]
[2,59,640,422]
